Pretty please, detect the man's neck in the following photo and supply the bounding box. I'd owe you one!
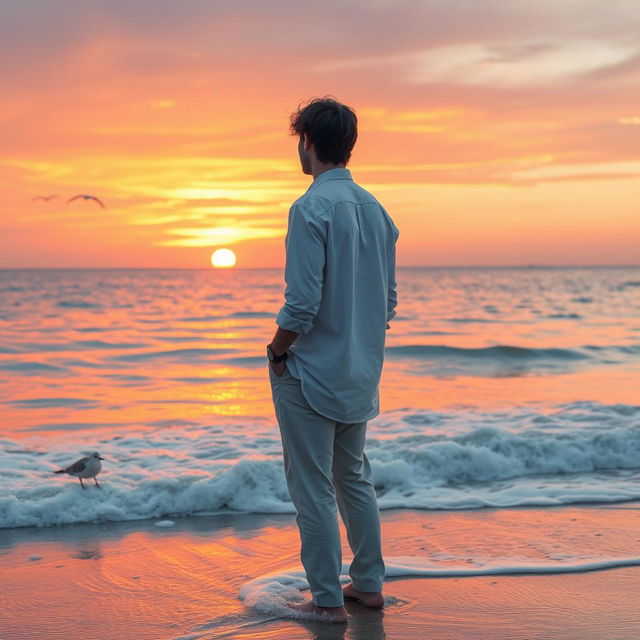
[312,164,346,180]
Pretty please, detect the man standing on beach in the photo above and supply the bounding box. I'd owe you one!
[267,96,399,622]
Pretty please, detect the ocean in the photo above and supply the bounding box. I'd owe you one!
[1,266,640,529]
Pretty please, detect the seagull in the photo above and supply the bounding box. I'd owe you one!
[66,194,106,209]
[54,451,104,489]
[32,195,59,202]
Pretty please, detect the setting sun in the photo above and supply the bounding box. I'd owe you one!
[211,248,237,268]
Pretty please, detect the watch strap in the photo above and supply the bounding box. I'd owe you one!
[267,344,288,363]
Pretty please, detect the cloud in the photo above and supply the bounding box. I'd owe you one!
[510,160,640,181]
[618,116,640,125]
[316,39,640,88]
[158,224,283,247]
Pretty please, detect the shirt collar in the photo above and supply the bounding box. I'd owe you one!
[307,167,352,191]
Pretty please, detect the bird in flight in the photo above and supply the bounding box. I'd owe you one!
[32,195,59,202]
[53,451,104,489]
[66,194,106,209]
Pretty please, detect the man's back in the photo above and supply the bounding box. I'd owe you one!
[276,167,399,423]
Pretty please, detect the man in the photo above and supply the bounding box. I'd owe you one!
[267,96,399,623]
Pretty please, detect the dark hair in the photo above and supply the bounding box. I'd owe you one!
[289,96,358,165]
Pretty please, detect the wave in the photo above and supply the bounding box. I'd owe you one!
[238,556,640,617]
[385,343,640,376]
[0,361,63,373]
[179,315,220,322]
[572,296,594,303]
[0,345,21,354]
[386,344,591,361]
[444,317,497,323]
[229,311,274,318]
[109,347,238,362]
[74,340,148,350]
[219,355,269,367]
[2,401,640,528]
[546,313,582,319]
[180,342,640,374]
[56,300,100,309]
[616,280,640,291]
[8,397,96,409]
[177,311,273,322]
[6,340,150,353]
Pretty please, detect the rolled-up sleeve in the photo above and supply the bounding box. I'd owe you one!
[276,203,327,335]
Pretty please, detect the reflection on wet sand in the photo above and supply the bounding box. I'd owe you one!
[2,505,640,639]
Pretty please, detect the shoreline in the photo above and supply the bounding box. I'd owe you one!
[2,502,640,639]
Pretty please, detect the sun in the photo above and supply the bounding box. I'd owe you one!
[211,248,237,268]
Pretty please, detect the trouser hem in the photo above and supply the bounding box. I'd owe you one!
[351,580,383,593]
[312,596,345,607]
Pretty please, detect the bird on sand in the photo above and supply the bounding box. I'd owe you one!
[66,194,106,209]
[32,195,59,202]
[54,451,104,489]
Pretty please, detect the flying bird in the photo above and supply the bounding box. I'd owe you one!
[32,195,59,202]
[66,194,106,209]
[54,451,104,489]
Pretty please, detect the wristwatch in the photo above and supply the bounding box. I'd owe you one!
[267,344,288,363]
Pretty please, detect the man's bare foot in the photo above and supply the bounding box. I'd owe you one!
[286,600,347,623]
[342,583,384,608]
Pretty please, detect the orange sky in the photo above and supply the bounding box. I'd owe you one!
[1,0,639,268]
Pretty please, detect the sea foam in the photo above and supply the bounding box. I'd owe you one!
[239,555,640,618]
[1,401,639,529]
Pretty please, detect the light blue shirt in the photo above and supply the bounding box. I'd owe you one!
[276,167,399,423]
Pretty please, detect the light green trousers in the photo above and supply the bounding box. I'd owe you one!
[269,362,385,607]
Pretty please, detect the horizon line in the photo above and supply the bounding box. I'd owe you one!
[1,264,639,271]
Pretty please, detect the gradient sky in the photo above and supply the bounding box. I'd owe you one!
[1,0,639,268]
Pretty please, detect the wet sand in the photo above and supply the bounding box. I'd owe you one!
[2,503,640,640]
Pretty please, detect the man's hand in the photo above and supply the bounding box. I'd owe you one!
[270,360,286,377]
[268,327,298,378]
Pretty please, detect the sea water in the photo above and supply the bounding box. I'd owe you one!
[1,266,639,529]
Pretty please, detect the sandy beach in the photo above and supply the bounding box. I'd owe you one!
[3,502,640,640]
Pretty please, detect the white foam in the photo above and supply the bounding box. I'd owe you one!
[2,401,640,529]
[384,555,640,576]
[239,555,640,617]
[154,519,175,527]
[239,569,316,618]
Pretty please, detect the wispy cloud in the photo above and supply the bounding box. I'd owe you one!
[159,224,283,247]
[316,39,639,88]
